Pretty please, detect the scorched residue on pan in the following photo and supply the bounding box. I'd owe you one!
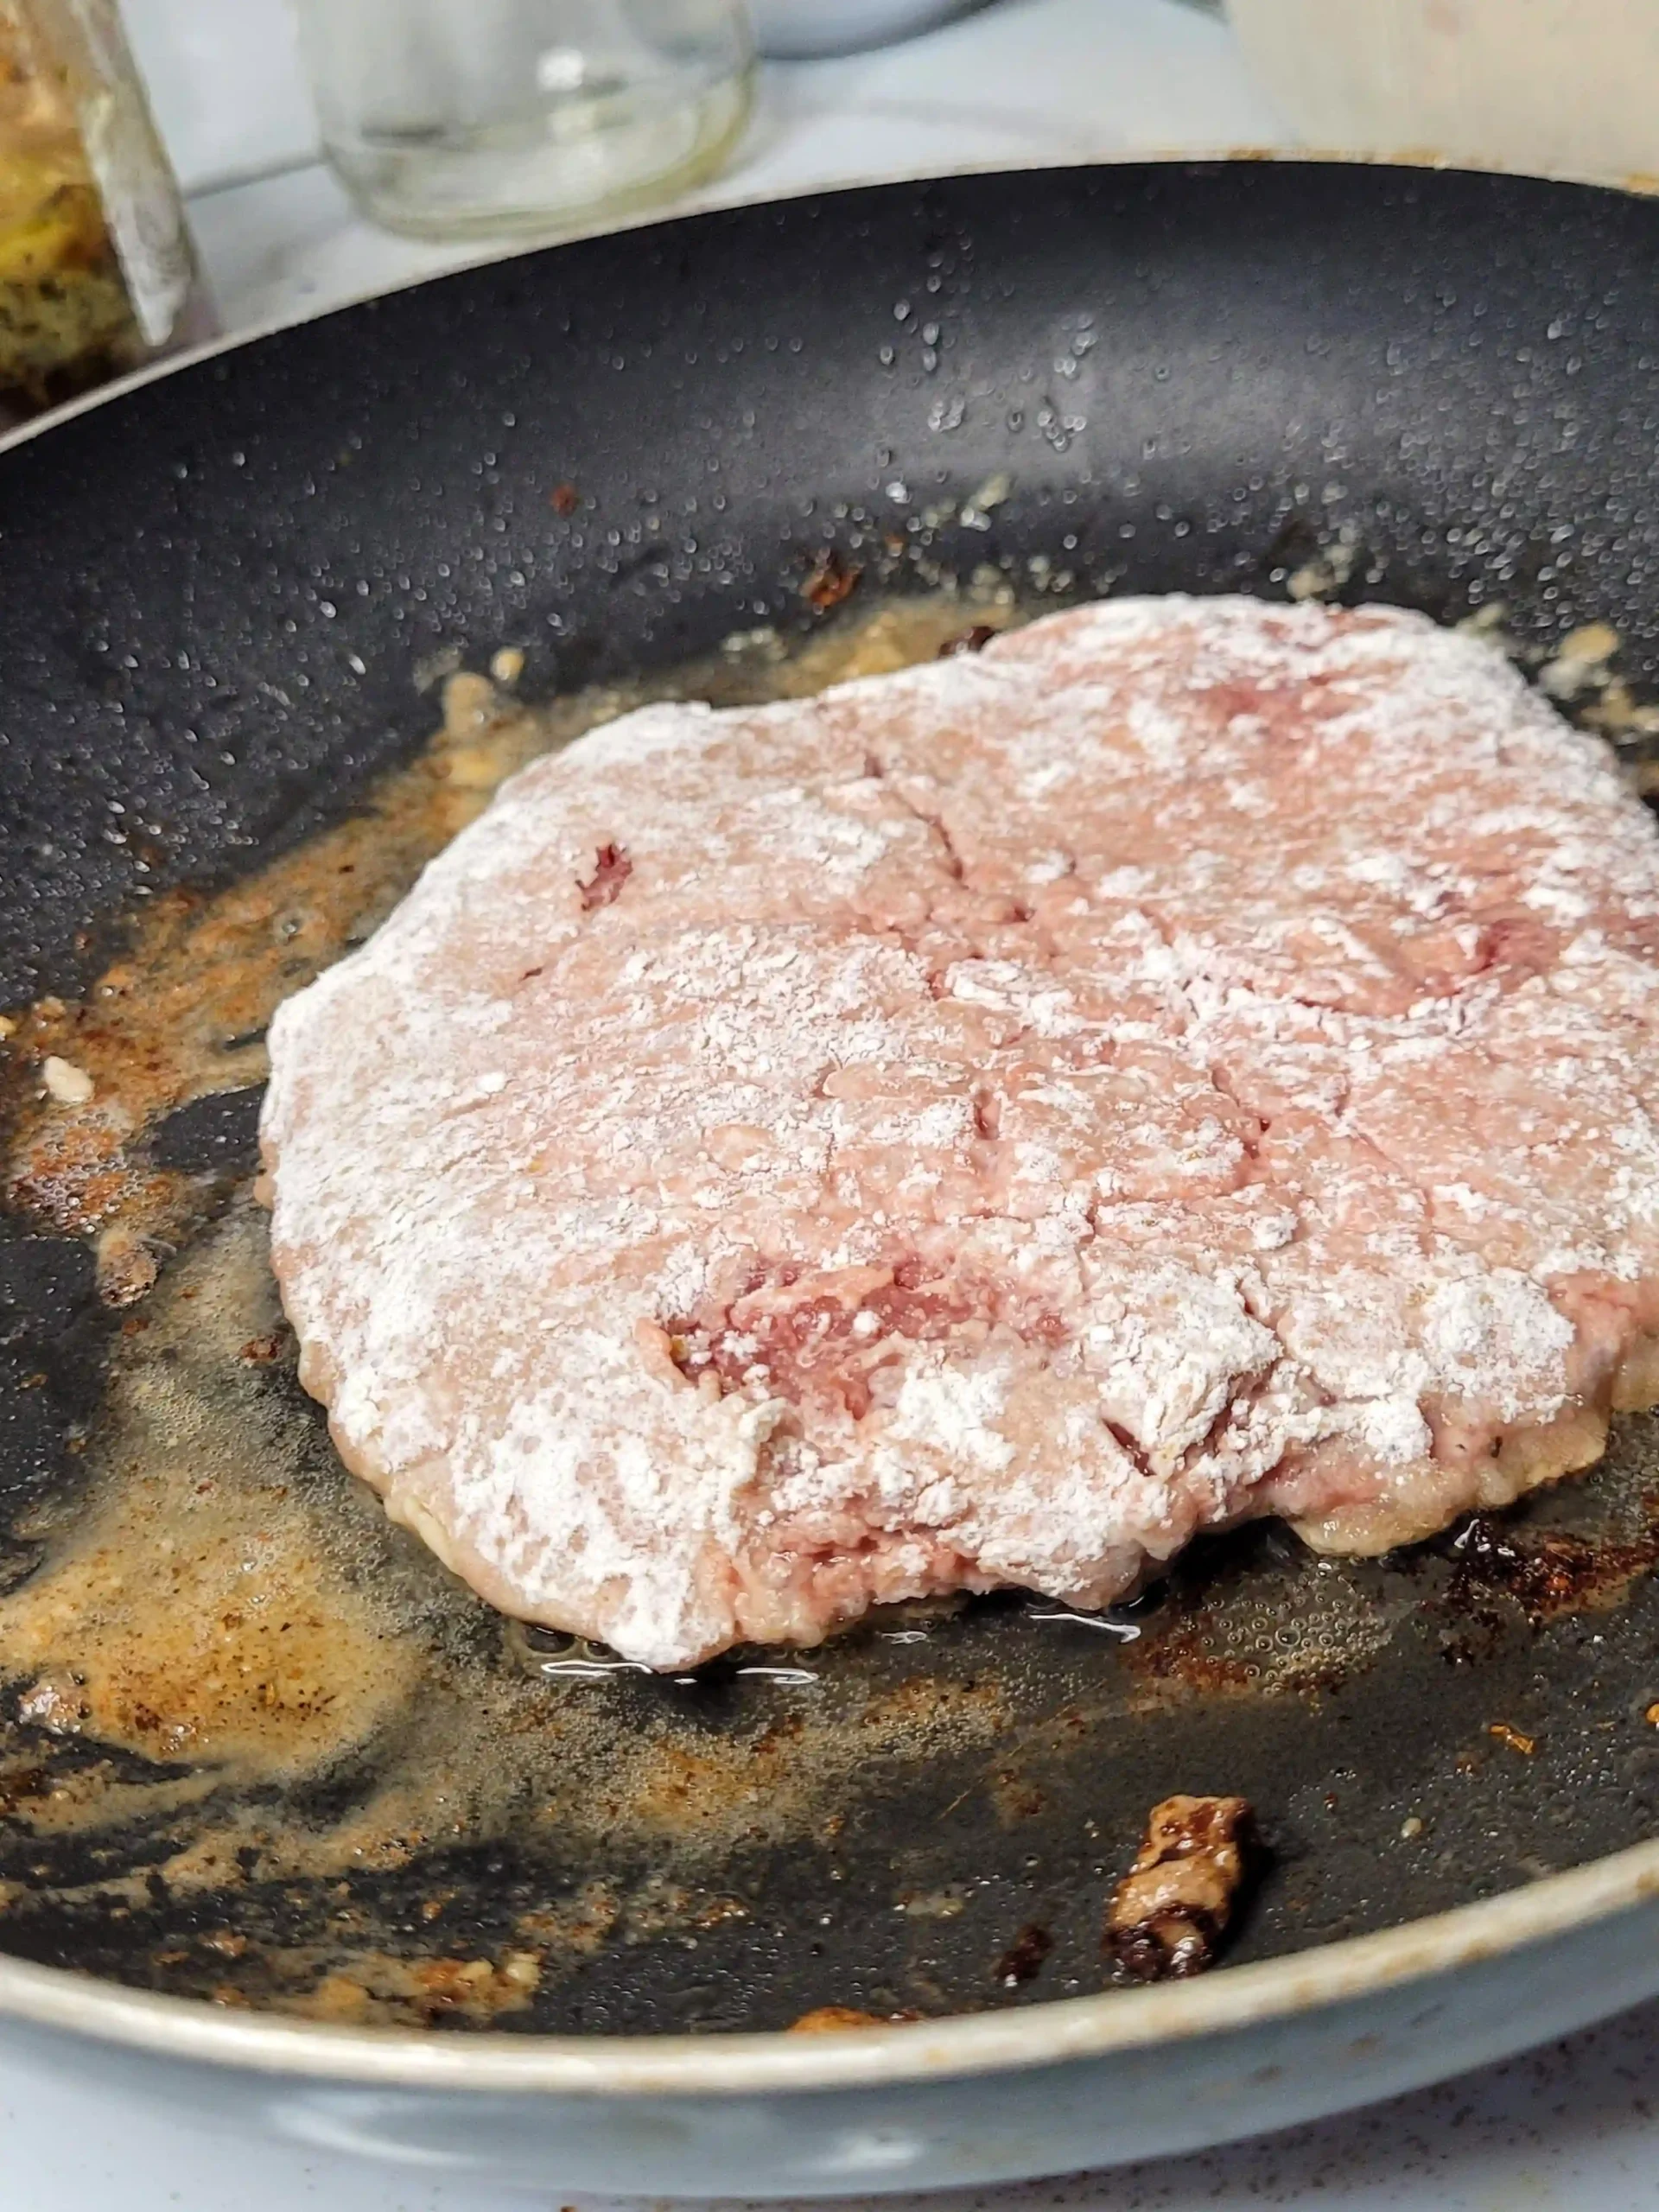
[3,588,1659,2031]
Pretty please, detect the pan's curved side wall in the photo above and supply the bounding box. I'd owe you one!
[3,165,1658,1004]
[0,1887,1657,2190]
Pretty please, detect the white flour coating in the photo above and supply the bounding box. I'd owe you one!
[261,597,1659,1668]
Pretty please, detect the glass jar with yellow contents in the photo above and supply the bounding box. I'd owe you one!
[0,1,208,432]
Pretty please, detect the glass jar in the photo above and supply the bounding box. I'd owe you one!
[0,0,207,431]
[293,0,755,243]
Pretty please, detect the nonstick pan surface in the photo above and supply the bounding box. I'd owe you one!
[6,162,1659,2048]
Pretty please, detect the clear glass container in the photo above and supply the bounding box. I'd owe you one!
[0,0,207,430]
[293,0,755,243]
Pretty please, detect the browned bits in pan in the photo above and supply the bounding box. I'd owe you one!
[1486,1721,1537,1757]
[1447,1512,1659,1625]
[938,623,997,658]
[95,1224,162,1309]
[1104,1794,1255,1984]
[802,547,861,612]
[788,2005,921,2033]
[994,1921,1053,1987]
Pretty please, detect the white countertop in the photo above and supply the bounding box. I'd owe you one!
[7,0,1659,2204]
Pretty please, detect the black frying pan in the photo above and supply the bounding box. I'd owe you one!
[5,162,1659,2038]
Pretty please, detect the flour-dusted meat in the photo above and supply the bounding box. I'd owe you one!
[260,598,1659,1669]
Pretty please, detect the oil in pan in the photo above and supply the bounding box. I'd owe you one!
[3,588,1659,2034]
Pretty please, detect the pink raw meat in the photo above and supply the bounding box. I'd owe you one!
[259,597,1659,1668]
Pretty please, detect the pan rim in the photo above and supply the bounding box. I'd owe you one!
[1,1834,1656,2090]
[2,152,1653,474]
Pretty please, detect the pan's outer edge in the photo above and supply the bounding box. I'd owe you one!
[0,1837,1656,2093]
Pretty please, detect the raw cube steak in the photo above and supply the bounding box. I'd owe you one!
[260,598,1659,1668]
